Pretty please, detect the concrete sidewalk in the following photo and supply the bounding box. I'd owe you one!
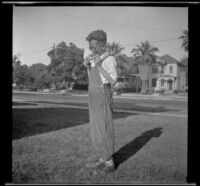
[118,93,187,101]
[13,90,187,101]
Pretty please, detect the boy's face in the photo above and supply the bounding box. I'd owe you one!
[89,40,105,55]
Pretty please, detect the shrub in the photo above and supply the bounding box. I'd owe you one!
[29,87,37,91]
[185,87,188,92]
[155,87,166,94]
[73,83,88,90]
[173,89,186,94]
[173,89,179,94]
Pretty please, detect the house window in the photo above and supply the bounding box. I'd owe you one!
[160,79,165,87]
[161,67,164,74]
[117,77,129,82]
[170,66,173,73]
[117,77,124,82]
[152,79,157,87]
[152,67,158,73]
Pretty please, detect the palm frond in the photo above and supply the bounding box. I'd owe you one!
[131,40,158,65]
[106,42,125,56]
[179,30,188,52]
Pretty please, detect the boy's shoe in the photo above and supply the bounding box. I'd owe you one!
[101,164,115,173]
[93,163,115,175]
[85,158,105,168]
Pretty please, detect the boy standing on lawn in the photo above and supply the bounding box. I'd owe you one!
[83,30,118,174]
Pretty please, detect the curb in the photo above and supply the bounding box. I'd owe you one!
[13,91,187,101]
[115,95,187,101]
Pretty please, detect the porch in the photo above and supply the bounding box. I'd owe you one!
[153,75,177,93]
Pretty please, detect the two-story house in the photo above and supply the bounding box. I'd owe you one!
[115,54,186,93]
[151,54,187,93]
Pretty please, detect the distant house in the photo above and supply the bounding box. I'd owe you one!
[150,54,187,93]
[115,54,187,93]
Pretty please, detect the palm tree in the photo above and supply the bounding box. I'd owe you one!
[131,40,159,94]
[106,42,129,77]
[106,42,125,57]
[179,30,188,53]
[114,54,134,83]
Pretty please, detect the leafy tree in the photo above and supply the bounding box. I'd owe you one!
[21,64,34,88]
[12,55,21,84]
[12,55,30,88]
[131,40,159,94]
[47,42,87,89]
[29,63,50,89]
[179,30,188,53]
[29,63,47,74]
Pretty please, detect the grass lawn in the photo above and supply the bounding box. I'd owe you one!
[12,107,187,184]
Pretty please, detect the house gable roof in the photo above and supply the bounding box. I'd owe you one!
[159,54,186,67]
[160,54,179,64]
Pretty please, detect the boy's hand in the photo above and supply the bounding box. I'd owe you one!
[94,55,102,67]
[83,54,95,67]
[83,56,92,67]
[83,57,90,66]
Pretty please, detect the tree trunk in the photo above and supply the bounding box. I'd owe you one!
[141,80,145,94]
[145,80,149,94]
[138,64,149,94]
[141,80,148,94]
[148,65,152,94]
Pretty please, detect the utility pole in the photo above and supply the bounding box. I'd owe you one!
[51,43,56,93]
[53,43,56,58]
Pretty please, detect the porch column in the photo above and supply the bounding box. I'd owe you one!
[155,78,158,88]
[174,78,177,90]
[164,78,167,90]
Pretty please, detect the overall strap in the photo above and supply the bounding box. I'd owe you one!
[100,51,110,62]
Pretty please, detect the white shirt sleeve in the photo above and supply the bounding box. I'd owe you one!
[84,48,92,58]
[101,56,118,83]
[84,48,95,67]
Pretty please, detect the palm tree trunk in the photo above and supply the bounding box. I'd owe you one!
[141,80,145,94]
[148,65,152,94]
[141,80,148,94]
[145,80,149,94]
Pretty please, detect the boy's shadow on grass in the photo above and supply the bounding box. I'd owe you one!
[112,127,163,169]
[12,107,136,140]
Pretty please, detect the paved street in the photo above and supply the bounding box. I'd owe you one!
[12,92,187,118]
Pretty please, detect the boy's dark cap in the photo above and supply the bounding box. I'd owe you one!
[86,30,107,43]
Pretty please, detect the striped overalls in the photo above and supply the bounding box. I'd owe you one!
[88,59,115,161]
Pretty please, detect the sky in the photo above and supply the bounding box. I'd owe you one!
[13,6,188,66]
